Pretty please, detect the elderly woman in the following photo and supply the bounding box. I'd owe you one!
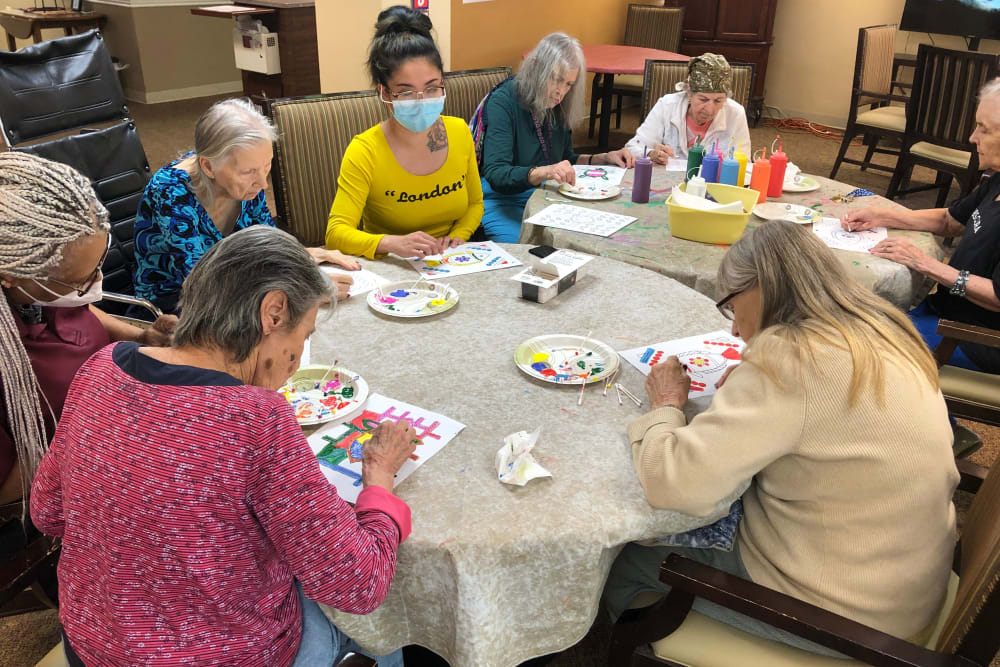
[479,32,636,243]
[327,6,484,259]
[604,221,958,655]
[31,226,414,666]
[842,77,1000,374]
[625,53,751,165]
[134,98,357,314]
[0,153,175,511]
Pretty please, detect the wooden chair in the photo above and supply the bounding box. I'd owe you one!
[886,45,999,208]
[830,24,909,182]
[589,4,684,137]
[639,59,755,124]
[268,67,511,247]
[609,458,1000,666]
[933,319,1000,429]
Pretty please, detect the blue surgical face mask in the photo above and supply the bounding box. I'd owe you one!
[383,94,446,133]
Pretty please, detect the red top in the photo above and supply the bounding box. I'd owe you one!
[0,304,109,481]
[581,44,688,75]
[30,342,411,666]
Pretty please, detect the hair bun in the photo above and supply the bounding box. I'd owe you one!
[375,6,433,39]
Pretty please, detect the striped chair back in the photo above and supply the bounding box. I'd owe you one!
[641,59,754,122]
[857,24,897,107]
[270,91,386,247]
[623,4,684,53]
[443,66,512,123]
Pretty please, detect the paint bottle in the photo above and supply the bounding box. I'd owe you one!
[632,155,652,204]
[748,148,771,204]
[719,148,740,186]
[686,173,707,198]
[700,149,721,184]
[734,142,748,187]
[767,136,788,198]
[685,135,704,183]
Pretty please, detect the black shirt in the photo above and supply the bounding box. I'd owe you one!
[930,172,1000,331]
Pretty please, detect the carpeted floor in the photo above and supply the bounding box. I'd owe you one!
[1,97,996,667]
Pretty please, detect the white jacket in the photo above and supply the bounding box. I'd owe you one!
[626,91,751,159]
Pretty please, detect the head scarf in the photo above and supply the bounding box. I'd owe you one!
[686,53,732,95]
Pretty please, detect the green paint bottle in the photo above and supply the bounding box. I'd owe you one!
[685,134,705,182]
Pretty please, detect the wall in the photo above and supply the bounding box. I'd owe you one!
[317,2,452,94]
[450,0,659,72]
[764,0,1000,128]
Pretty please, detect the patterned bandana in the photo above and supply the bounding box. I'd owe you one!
[687,53,732,95]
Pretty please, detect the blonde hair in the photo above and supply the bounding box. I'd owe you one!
[0,152,109,497]
[718,221,938,405]
[515,32,587,128]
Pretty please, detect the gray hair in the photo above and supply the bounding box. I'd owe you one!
[515,32,587,127]
[979,77,1000,104]
[173,226,333,363]
[0,152,109,497]
[189,98,277,208]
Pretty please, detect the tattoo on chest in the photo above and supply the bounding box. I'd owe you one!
[427,119,448,152]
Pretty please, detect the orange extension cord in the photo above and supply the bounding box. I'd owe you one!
[762,117,862,145]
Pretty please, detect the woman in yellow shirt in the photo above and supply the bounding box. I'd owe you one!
[326,7,483,259]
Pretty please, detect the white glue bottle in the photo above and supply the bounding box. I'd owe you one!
[686,165,708,198]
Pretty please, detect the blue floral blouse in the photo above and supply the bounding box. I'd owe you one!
[133,154,273,312]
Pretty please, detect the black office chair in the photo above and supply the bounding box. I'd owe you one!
[0,30,160,320]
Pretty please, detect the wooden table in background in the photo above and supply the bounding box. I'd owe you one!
[0,9,106,51]
[582,44,689,152]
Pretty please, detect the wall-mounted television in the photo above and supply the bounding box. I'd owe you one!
[900,0,1000,43]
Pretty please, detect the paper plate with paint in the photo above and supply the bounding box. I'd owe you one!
[366,280,459,318]
[752,202,821,225]
[279,365,370,426]
[783,174,820,193]
[514,334,620,385]
[558,183,621,200]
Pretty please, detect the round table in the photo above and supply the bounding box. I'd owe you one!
[582,44,688,152]
[521,170,945,311]
[310,246,738,667]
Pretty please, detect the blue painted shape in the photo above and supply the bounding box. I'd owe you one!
[639,347,655,363]
[318,459,364,487]
[390,289,410,297]
[530,362,548,372]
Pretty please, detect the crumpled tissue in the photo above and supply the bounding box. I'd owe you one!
[495,428,551,486]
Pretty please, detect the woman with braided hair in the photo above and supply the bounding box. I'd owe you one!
[0,152,176,509]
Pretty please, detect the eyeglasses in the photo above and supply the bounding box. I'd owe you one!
[386,85,445,102]
[43,234,110,297]
[715,291,738,321]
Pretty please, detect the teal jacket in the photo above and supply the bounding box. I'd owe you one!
[481,79,580,195]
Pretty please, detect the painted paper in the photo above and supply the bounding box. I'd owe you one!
[307,393,465,503]
[621,330,745,398]
[812,217,887,253]
[406,241,521,279]
[321,266,391,296]
[573,165,626,187]
[524,204,637,237]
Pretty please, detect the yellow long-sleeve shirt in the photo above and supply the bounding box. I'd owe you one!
[325,116,484,258]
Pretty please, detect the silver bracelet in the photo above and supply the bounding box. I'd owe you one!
[949,269,970,297]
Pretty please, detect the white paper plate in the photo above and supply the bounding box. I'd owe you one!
[367,280,459,318]
[558,183,622,200]
[752,202,821,225]
[783,175,820,193]
[514,334,620,384]
[279,365,369,426]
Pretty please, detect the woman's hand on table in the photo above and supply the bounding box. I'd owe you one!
[841,208,884,232]
[869,237,936,273]
[645,356,690,411]
[377,231,442,258]
[604,148,636,169]
[329,274,353,301]
[137,314,178,347]
[530,160,576,187]
[362,421,420,491]
[436,235,465,254]
[307,247,362,271]
[648,144,676,165]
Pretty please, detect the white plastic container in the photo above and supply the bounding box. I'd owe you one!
[233,18,281,75]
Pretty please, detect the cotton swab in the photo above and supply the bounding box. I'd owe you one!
[577,330,592,356]
[577,376,587,405]
[616,383,643,407]
[615,383,624,406]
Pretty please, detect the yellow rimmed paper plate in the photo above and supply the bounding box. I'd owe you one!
[366,280,459,318]
[558,183,622,200]
[752,202,821,225]
[514,334,620,384]
[279,365,369,426]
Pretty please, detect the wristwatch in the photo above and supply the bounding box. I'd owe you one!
[949,269,970,297]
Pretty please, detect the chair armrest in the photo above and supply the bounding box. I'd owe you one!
[101,292,163,319]
[936,319,1000,348]
[857,89,910,103]
[956,458,988,494]
[659,554,974,667]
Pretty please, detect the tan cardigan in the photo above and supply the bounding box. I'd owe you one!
[627,333,959,640]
